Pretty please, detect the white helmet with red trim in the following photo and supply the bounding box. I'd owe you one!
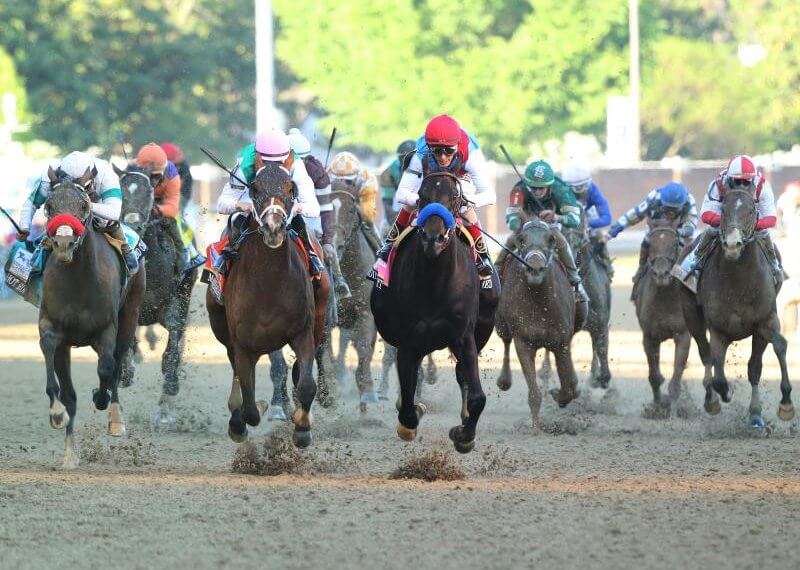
[726,155,758,181]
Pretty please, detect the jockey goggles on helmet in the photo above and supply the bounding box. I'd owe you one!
[730,177,752,189]
[570,182,590,195]
[431,145,458,157]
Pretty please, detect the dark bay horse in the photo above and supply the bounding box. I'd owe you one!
[635,219,691,417]
[207,162,329,447]
[680,188,793,427]
[371,172,498,453]
[495,220,579,428]
[116,164,197,428]
[39,167,145,468]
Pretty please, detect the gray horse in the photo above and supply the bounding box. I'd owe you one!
[680,188,794,428]
[635,219,691,417]
[496,220,580,429]
[116,164,197,428]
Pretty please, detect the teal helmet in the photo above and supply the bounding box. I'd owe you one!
[524,160,555,187]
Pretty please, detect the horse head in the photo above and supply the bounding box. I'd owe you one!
[330,179,362,248]
[646,218,680,287]
[721,187,757,261]
[43,166,93,263]
[416,172,462,258]
[251,161,297,248]
[516,219,555,287]
[116,163,154,234]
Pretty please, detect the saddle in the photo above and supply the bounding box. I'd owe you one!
[202,229,320,306]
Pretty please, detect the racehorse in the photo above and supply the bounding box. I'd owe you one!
[635,219,691,417]
[38,167,145,468]
[495,220,580,428]
[116,164,197,428]
[207,161,329,446]
[680,187,794,427]
[371,172,498,453]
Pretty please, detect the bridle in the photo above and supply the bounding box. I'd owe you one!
[330,189,364,250]
[518,220,554,269]
[646,225,681,268]
[416,171,464,248]
[721,188,757,244]
[251,165,296,237]
[46,181,93,248]
[120,170,155,228]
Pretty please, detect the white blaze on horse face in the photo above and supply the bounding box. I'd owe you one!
[55,225,74,237]
[129,183,138,193]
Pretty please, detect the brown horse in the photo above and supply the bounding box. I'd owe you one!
[207,162,329,447]
[495,220,579,428]
[635,219,691,417]
[680,188,793,428]
[39,167,145,468]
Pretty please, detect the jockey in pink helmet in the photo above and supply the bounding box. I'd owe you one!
[672,154,782,292]
[216,129,323,276]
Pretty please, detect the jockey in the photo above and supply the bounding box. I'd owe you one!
[216,129,323,277]
[160,142,193,213]
[609,182,697,290]
[374,115,495,283]
[288,128,351,297]
[17,151,139,272]
[328,151,383,254]
[378,139,416,225]
[496,159,587,300]
[135,143,186,273]
[672,154,782,289]
[561,163,614,274]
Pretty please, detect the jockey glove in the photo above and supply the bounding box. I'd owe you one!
[608,223,623,238]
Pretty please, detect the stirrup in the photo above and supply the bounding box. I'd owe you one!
[377,242,393,262]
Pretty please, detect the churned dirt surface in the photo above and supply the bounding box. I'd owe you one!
[2,257,800,570]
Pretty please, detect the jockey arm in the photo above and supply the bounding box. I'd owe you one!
[291,159,320,218]
[358,170,379,223]
[395,154,424,207]
[755,180,777,230]
[462,147,496,209]
[612,189,659,234]
[89,161,122,222]
[551,182,581,228]
[585,182,612,228]
[216,160,250,215]
[677,194,698,238]
[505,183,527,231]
[18,179,47,232]
[303,155,334,245]
[153,166,180,218]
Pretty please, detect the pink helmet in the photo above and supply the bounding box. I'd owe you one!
[255,129,291,162]
[726,155,758,181]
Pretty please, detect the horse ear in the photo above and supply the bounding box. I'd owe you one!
[78,166,94,188]
[113,162,125,177]
[47,166,59,184]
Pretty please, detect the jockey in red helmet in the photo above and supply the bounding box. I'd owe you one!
[371,115,496,288]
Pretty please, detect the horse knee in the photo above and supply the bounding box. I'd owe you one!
[98,354,115,381]
[772,332,788,355]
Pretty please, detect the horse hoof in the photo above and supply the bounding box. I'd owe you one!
[292,428,312,448]
[496,375,512,391]
[704,398,721,416]
[778,403,795,422]
[151,409,176,432]
[267,405,287,422]
[448,426,475,454]
[92,388,110,411]
[108,420,127,437]
[108,403,126,437]
[227,424,248,443]
[396,423,417,441]
[49,402,69,430]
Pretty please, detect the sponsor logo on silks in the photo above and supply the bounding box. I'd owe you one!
[534,165,546,179]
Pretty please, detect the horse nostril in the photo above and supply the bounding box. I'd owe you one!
[436,234,446,244]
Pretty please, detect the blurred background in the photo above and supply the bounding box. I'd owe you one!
[1,0,799,294]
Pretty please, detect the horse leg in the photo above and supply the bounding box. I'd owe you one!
[550,345,579,407]
[424,354,438,385]
[90,326,117,414]
[267,350,289,421]
[709,329,732,403]
[228,346,259,442]
[335,327,349,379]
[746,331,769,428]
[643,334,667,414]
[539,350,553,383]
[514,338,541,430]
[590,325,612,389]
[157,286,191,427]
[396,348,424,441]
[379,341,396,399]
[40,324,68,430]
[316,324,338,409]
[762,319,794,421]
[448,335,485,454]
[289,329,317,448]
[355,321,378,411]
[668,331,691,405]
[496,337,513,391]
[53,342,78,469]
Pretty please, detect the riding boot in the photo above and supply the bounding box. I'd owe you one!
[671,229,716,292]
[376,208,413,262]
[163,218,187,274]
[291,215,324,278]
[466,223,494,280]
[105,223,139,273]
[757,232,785,287]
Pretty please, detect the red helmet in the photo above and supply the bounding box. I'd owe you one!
[726,155,757,181]
[160,142,184,163]
[424,114,461,147]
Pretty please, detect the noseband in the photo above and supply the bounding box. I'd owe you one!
[47,182,93,246]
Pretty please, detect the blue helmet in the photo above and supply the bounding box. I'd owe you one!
[659,182,689,208]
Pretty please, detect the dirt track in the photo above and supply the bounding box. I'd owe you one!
[2,257,800,570]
